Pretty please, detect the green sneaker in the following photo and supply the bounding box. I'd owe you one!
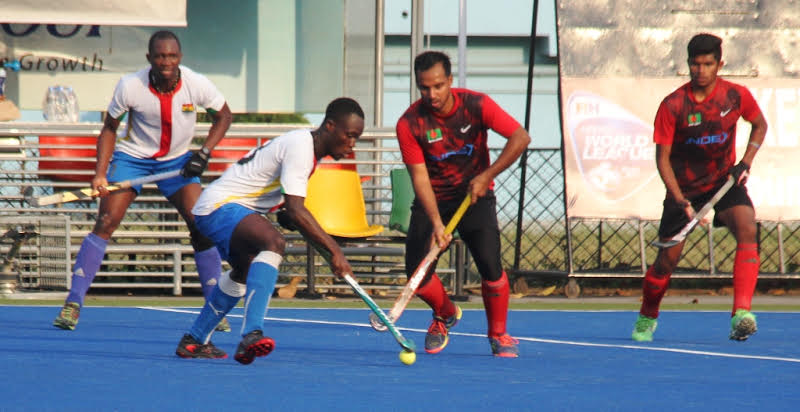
[729,309,757,341]
[215,317,231,332]
[631,314,657,342]
[53,302,81,330]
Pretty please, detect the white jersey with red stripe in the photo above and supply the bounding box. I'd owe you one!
[192,129,316,216]
[107,65,226,161]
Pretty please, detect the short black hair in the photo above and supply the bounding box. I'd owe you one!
[148,30,181,54]
[414,51,451,80]
[324,97,364,124]
[687,33,722,61]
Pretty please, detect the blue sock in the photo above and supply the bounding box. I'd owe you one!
[189,282,242,343]
[66,233,107,306]
[194,247,222,299]
[242,251,281,336]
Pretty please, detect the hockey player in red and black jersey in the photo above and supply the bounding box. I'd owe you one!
[396,51,531,357]
[632,33,768,342]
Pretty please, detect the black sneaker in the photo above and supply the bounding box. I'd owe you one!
[175,334,227,359]
[234,330,275,365]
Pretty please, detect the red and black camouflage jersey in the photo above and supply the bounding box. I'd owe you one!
[396,88,521,201]
[653,78,762,198]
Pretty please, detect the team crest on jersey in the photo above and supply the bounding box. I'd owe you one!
[426,128,443,143]
[182,103,195,112]
[687,112,702,126]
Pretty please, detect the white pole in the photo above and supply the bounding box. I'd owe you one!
[458,0,467,88]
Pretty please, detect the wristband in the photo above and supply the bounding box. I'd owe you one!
[748,142,760,149]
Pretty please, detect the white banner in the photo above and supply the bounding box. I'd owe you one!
[0,0,186,26]
[562,78,800,221]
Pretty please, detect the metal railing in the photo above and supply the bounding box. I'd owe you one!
[2,122,798,297]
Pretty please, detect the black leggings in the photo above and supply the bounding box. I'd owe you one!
[405,191,503,285]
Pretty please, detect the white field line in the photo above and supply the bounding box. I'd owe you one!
[144,306,800,364]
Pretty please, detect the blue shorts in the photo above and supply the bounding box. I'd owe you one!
[107,151,199,197]
[194,203,257,261]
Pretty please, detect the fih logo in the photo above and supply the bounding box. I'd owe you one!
[567,91,659,201]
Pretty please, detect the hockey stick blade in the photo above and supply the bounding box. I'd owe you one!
[29,169,181,206]
[651,176,735,249]
[303,236,416,352]
[370,194,472,332]
[343,274,416,352]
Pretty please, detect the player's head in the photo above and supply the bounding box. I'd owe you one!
[687,33,722,61]
[413,51,454,114]
[320,97,365,160]
[687,33,723,89]
[147,31,182,83]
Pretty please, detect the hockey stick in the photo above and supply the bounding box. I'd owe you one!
[652,176,735,248]
[369,194,471,332]
[26,169,182,207]
[304,236,416,353]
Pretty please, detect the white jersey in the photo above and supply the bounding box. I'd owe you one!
[192,129,316,216]
[107,65,226,161]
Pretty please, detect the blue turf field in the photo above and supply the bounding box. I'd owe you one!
[1,306,798,411]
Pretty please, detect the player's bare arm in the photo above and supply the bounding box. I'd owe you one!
[203,103,233,151]
[730,113,768,185]
[92,115,122,196]
[407,162,450,249]
[470,126,531,203]
[282,194,352,277]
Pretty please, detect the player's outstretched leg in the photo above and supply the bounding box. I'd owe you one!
[482,272,518,357]
[416,273,461,354]
[177,271,244,360]
[176,333,228,359]
[53,233,108,330]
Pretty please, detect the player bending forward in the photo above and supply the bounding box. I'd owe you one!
[175,97,362,364]
[632,33,767,342]
[396,51,531,357]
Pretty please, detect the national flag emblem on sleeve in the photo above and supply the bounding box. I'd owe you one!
[426,128,443,143]
[182,103,195,112]
[687,112,702,126]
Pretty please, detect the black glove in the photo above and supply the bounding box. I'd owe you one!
[729,161,750,185]
[276,208,298,231]
[181,147,211,177]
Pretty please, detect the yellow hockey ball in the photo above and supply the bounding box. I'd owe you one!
[399,349,416,365]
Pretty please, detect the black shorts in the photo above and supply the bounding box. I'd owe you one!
[658,182,754,238]
[405,191,503,282]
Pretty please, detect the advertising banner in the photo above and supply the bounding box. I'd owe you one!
[562,78,800,220]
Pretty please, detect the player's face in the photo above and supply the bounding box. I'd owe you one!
[688,53,722,89]
[416,63,454,114]
[326,113,364,160]
[147,38,182,83]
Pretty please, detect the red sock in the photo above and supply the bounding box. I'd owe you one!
[481,271,510,337]
[732,243,759,314]
[640,266,670,318]
[415,273,456,319]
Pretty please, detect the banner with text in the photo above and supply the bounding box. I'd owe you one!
[562,78,800,221]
